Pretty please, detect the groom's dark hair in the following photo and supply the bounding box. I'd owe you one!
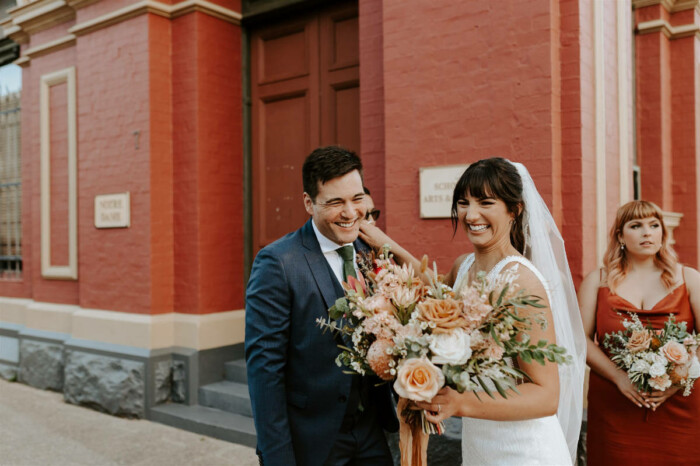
[303,146,364,201]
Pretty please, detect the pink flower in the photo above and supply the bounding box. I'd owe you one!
[461,287,493,329]
[363,294,394,315]
[482,337,505,361]
[367,339,395,381]
[648,374,672,391]
[362,313,400,340]
[661,341,689,365]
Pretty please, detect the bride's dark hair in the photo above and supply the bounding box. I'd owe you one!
[450,157,525,253]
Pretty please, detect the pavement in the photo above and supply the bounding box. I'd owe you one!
[0,379,258,466]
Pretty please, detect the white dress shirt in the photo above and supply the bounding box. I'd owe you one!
[311,220,358,285]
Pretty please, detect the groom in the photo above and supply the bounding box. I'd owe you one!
[245,146,398,466]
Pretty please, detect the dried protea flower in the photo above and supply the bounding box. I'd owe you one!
[367,339,395,381]
[420,255,429,274]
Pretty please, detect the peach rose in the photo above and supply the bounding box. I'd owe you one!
[626,330,652,353]
[417,297,468,334]
[661,341,689,365]
[669,363,689,385]
[393,357,445,402]
[367,339,396,381]
[649,374,672,391]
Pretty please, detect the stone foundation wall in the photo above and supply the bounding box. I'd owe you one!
[0,329,182,419]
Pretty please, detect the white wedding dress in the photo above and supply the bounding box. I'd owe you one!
[454,253,572,466]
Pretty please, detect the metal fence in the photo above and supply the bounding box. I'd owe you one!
[0,91,22,278]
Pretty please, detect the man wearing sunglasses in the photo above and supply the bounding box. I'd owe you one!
[363,187,380,225]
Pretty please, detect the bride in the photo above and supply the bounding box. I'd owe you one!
[360,158,586,465]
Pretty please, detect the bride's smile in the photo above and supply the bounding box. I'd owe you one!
[457,194,515,254]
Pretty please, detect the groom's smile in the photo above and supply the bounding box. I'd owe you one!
[303,169,366,246]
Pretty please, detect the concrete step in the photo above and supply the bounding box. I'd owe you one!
[149,403,256,448]
[199,381,252,417]
[224,359,247,384]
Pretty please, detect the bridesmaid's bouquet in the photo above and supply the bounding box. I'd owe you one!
[603,313,700,395]
[316,246,571,435]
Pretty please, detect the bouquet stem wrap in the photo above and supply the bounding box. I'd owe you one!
[398,398,428,466]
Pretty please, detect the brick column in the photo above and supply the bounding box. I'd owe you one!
[635,1,700,266]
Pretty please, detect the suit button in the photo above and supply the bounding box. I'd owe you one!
[338,395,347,403]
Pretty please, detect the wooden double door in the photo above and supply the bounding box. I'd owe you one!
[250,1,360,253]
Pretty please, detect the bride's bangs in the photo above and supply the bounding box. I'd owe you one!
[462,172,495,201]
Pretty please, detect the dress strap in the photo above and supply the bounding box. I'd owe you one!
[490,256,553,304]
[453,253,475,293]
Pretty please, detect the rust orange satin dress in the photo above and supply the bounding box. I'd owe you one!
[587,284,700,466]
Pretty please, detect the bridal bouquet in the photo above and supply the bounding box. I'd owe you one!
[316,246,571,435]
[603,313,700,396]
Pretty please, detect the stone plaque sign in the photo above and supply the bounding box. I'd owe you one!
[94,192,130,228]
[419,165,469,218]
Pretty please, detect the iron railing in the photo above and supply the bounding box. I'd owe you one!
[0,91,22,278]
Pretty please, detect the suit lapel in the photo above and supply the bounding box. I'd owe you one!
[302,221,343,311]
[301,220,352,348]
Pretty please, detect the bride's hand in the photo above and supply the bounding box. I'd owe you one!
[414,387,462,424]
[358,221,395,251]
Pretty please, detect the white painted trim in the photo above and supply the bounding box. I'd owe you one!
[617,0,631,205]
[632,0,699,13]
[68,0,241,36]
[594,0,607,266]
[0,297,245,350]
[637,18,700,39]
[13,56,30,67]
[2,0,241,52]
[11,0,68,26]
[24,34,76,58]
[40,67,78,280]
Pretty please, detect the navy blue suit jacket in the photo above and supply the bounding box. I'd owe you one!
[245,219,398,466]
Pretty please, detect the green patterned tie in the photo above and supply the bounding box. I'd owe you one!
[336,246,357,282]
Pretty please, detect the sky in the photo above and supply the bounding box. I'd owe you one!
[0,64,21,95]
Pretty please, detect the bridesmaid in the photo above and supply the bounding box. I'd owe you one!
[578,200,700,464]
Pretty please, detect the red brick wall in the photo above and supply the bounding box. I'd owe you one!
[172,12,243,314]
[359,0,386,229]
[636,5,700,267]
[669,10,700,267]
[22,47,79,305]
[380,0,564,273]
[76,16,152,313]
[149,14,175,314]
[0,5,245,315]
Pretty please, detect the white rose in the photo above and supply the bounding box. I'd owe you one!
[688,357,700,379]
[622,354,634,367]
[649,362,667,378]
[429,328,472,365]
[646,353,668,367]
[630,359,651,374]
